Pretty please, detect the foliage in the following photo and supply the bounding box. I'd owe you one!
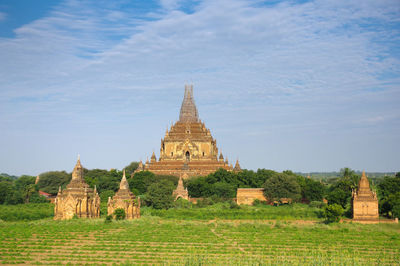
[0,180,23,204]
[99,190,115,203]
[37,171,71,194]
[0,203,53,221]
[263,173,301,202]
[29,192,49,203]
[377,174,400,218]
[309,201,326,208]
[143,203,322,220]
[173,198,192,209]
[114,208,126,220]
[326,168,360,209]
[323,204,344,223]
[105,215,113,223]
[129,171,178,195]
[124,161,139,177]
[298,177,325,202]
[145,179,175,209]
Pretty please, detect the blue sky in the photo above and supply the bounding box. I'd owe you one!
[0,0,399,176]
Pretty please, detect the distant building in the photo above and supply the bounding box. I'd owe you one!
[54,156,100,220]
[236,188,266,205]
[135,85,238,178]
[172,173,189,201]
[352,171,379,223]
[107,170,140,219]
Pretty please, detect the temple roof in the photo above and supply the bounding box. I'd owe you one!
[179,84,199,123]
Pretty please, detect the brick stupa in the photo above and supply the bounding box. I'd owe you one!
[172,173,189,201]
[135,85,236,178]
[352,171,379,223]
[54,156,100,220]
[107,170,140,219]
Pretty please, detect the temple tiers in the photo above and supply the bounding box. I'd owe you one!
[136,85,236,178]
[54,156,100,220]
[352,171,379,223]
[107,170,140,219]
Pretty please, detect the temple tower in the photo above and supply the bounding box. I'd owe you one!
[54,156,100,220]
[352,171,379,223]
[138,85,238,178]
[107,170,140,219]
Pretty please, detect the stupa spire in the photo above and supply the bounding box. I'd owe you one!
[179,84,199,123]
[119,169,129,190]
[72,155,84,181]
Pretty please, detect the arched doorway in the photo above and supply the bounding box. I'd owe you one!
[185,151,190,162]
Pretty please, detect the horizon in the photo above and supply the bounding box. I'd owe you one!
[1,0,399,176]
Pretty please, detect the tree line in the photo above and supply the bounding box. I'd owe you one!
[1,164,399,219]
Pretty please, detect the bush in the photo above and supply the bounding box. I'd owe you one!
[105,215,113,223]
[114,208,126,220]
[252,199,268,206]
[323,204,344,223]
[229,200,240,209]
[309,201,326,208]
[174,198,192,209]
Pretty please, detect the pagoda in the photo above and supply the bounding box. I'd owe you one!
[172,173,189,200]
[54,156,100,220]
[352,171,379,223]
[107,170,140,219]
[136,85,235,178]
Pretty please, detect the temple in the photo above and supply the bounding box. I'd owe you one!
[135,85,237,178]
[54,156,100,220]
[352,171,379,223]
[107,170,140,219]
[172,173,189,200]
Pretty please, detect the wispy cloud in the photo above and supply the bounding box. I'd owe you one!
[0,0,399,174]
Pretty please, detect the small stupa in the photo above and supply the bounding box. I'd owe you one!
[54,156,100,220]
[172,173,189,201]
[107,169,140,219]
[352,171,379,223]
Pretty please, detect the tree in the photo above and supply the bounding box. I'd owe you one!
[323,204,344,223]
[378,174,400,217]
[100,190,115,203]
[303,178,325,202]
[37,171,71,194]
[145,179,175,209]
[262,173,301,202]
[124,162,139,177]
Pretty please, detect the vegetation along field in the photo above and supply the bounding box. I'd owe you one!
[0,216,399,265]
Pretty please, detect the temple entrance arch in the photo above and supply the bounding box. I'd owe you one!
[185,151,190,162]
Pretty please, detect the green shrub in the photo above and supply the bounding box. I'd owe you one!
[105,215,113,223]
[309,201,326,208]
[323,204,344,223]
[114,208,126,220]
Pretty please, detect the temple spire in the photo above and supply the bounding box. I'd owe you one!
[71,155,84,181]
[119,169,130,190]
[179,84,199,123]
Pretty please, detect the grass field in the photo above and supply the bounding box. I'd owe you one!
[0,216,399,265]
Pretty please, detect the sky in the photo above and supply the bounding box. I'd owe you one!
[0,0,399,176]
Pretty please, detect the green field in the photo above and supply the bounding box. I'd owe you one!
[0,215,399,265]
